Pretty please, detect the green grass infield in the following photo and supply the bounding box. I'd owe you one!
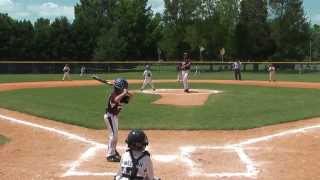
[0,135,9,145]
[0,71,320,83]
[0,83,319,130]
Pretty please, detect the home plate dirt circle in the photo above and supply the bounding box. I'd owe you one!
[135,89,222,106]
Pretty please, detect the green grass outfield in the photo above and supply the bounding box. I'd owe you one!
[0,83,319,130]
[0,135,9,145]
[0,71,320,83]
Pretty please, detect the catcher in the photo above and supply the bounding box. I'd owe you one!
[93,76,131,162]
[115,129,160,180]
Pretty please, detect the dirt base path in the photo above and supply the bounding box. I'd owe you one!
[1,80,320,180]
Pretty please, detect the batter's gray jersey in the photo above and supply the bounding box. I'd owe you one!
[143,70,152,79]
[115,150,154,180]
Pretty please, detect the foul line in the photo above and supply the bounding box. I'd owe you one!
[0,114,104,147]
[1,113,320,179]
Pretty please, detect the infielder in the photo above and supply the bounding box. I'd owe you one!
[115,129,160,180]
[80,65,86,77]
[104,78,131,162]
[268,64,276,82]
[181,52,191,93]
[140,65,155,91]
[62,64,71,81]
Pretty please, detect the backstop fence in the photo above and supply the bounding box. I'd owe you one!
[0,61,320,74]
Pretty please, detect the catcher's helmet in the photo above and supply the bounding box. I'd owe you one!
[114,78,128,90]
[126,129,149,151]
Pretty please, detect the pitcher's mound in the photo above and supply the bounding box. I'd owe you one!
[136,89,221,106]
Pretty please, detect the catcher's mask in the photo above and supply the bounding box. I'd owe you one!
[114,78,128,91]
[126,129,149,151]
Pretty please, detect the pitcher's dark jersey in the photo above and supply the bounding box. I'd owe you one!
[106,91,123,115]
[181,60,191,70]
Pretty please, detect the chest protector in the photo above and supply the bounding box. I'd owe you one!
[121,150,150,180]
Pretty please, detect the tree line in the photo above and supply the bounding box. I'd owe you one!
[0,0,319,61]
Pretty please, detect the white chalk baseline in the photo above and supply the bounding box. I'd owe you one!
[1,113,319,179]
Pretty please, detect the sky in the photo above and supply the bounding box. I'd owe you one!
[0,0,319,24]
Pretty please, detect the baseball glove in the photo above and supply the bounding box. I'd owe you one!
[121,95,131,104]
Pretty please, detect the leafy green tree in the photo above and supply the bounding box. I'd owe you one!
[0,13,15,59]
[94,0,161,60]
[12,20,34,59]
[235,0,274,60]
[270,0,310,60]
[311,24,320,60]
[33,18,51,60]
[95,25,127,60]
[50,17,74,60]
[73,0,117,59]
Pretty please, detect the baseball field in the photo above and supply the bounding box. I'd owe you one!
[0,135,9,145]
[1,72,320,179]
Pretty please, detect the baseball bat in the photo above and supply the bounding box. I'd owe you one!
[92,75,113,86]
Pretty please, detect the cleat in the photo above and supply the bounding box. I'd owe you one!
[115,151,121,159]
[106,155,121,162]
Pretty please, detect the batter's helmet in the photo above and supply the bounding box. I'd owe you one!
[126,129,149,151]
[114,78,128,90]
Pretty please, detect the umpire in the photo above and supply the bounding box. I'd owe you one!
[232,60,242,80]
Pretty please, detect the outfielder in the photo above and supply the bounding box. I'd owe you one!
[141,65,155,91]
[101,77,131,162]
[115,129,160,180]
[181,52,191,93]
[62,64,71,80]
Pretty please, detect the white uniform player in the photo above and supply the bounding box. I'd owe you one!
[268,64,276,82]
[115,129,160,180]
[141,65,155,91]
[62,64,71,80]
[80,66,86,77]
[181,53,191,93]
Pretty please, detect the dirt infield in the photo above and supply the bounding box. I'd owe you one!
[1,80,320,180]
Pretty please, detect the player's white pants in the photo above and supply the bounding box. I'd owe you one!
[177,71,182,82]
[182,70,189,90]
[104,113,118,157]
[62,72,70,80]
[141,78,155,90]
[269,71,276,81]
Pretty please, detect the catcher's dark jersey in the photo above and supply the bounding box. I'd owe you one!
[106,91,123,115]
